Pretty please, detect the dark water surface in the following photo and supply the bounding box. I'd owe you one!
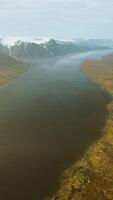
[0,50,112,200]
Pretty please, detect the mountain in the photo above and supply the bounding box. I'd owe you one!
[44,39,80,56]
[0,37,112,61]
[10,40,49,60]
[10,39,82,59]
[72,38,113,47]
[9,39,109,60]
[86,39,113,47]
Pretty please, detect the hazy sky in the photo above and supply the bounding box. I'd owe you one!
[0,0,113,39]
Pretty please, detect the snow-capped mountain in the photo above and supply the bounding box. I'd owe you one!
[1,37,49,47]
[0,37,112,61]
[1,36,74,47]
[0,37,79,60]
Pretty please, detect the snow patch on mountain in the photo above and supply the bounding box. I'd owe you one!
[0,36,74,47]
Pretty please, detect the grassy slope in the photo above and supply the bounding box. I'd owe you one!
[50,54,113,200]
[0,52,28,86]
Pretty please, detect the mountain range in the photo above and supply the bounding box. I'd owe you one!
[0,37,113,61]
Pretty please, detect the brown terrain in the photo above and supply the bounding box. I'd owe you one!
[50,54,113,200]
[0,52,28,87]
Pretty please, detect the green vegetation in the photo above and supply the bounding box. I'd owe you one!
[51,54,113,200]
[0,52,28,86]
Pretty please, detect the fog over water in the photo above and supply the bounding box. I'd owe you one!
[0,50,112,199]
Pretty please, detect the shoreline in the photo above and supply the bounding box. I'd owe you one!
[0,53,29,88]
[0,67,28,88]
[51,54,113,200]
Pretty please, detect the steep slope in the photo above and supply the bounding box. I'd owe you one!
[10,41,50,60]
[44,39,81,56]
[0,52,28,86]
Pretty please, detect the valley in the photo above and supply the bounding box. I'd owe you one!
[0,48,112,199]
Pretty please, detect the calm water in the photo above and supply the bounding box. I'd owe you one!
[0,50,112,200]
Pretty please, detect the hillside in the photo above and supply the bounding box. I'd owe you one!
[0,52,28,86]
[51,54,113,200]
[0,43,9,54]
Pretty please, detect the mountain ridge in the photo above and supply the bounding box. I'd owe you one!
[0,37,112,61]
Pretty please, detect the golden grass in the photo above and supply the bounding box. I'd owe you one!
[0,53,28,87]
[0,68,27,86]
